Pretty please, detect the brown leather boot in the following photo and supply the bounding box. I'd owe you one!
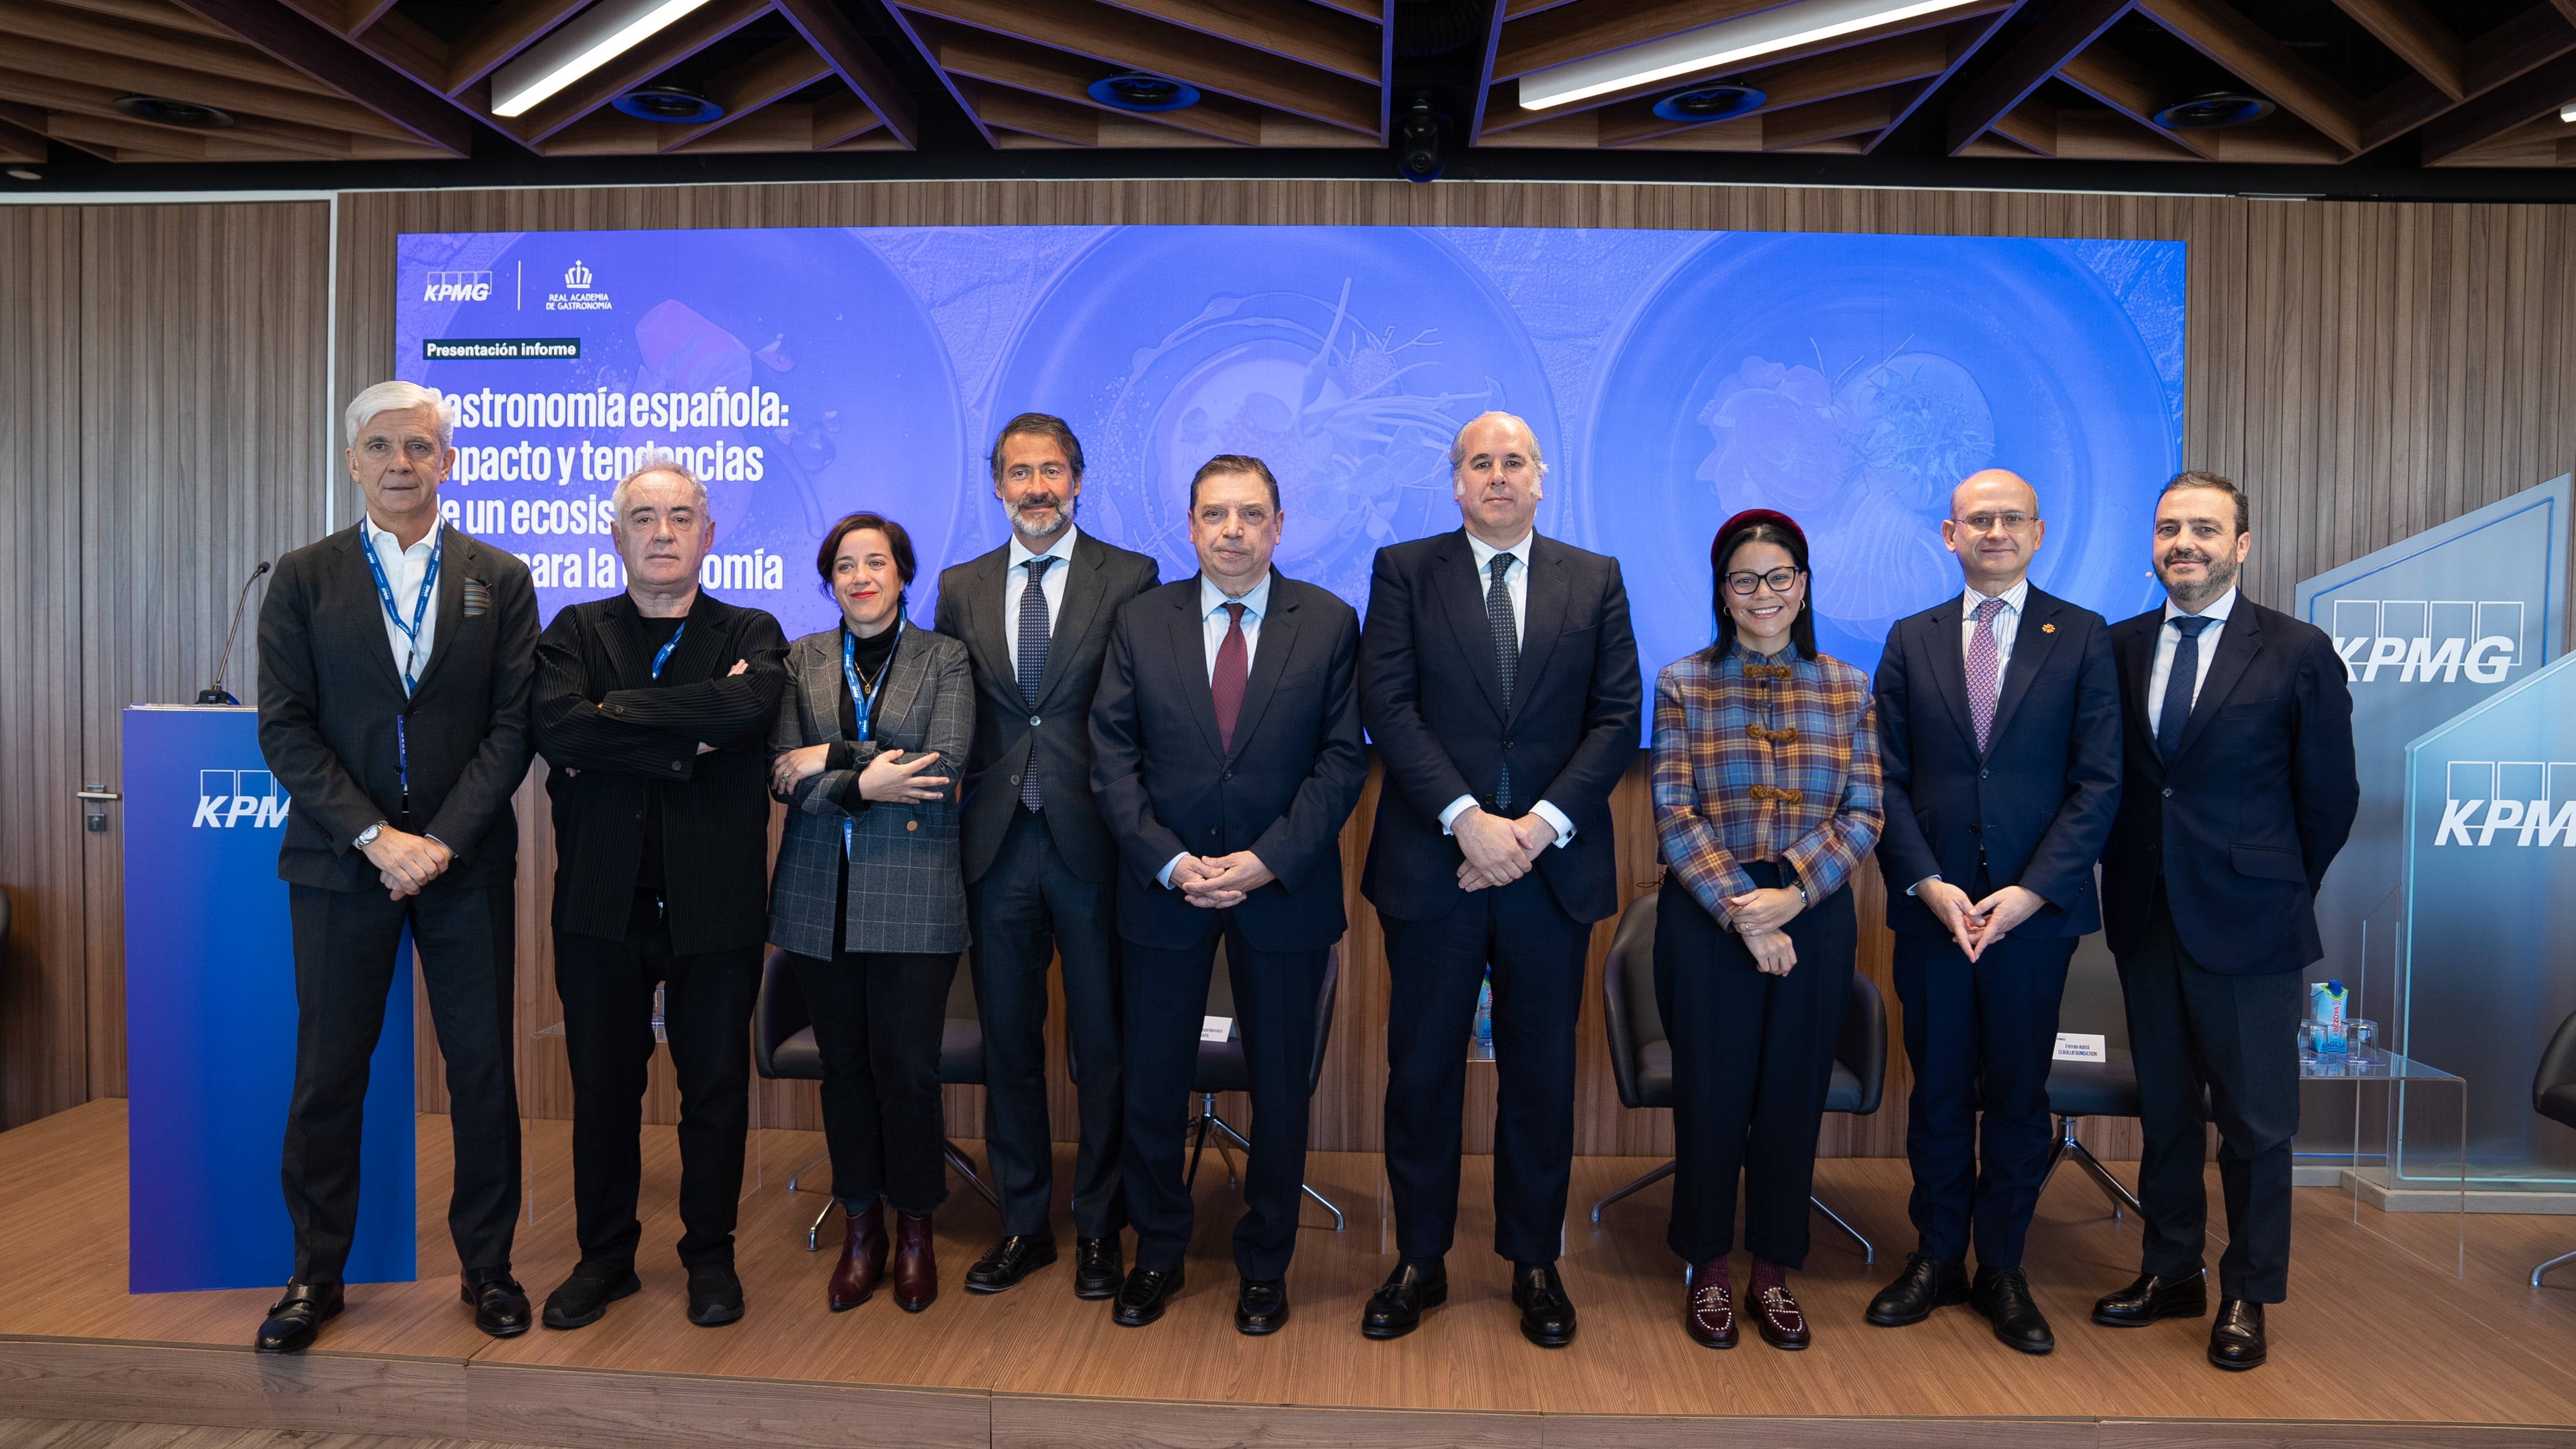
[892,1211,937,1314]
[828,1201,887,1312]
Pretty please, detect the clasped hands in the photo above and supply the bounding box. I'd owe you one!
[1452,807,1554,892]
[1916,878,2046,962]
[1171,851,1274,909]
[364,827,452,901]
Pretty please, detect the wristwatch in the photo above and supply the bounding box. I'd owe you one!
[355,821,386,849]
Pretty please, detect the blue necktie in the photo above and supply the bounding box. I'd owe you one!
[2156,615,2212,763]
[1017,555,1053,811]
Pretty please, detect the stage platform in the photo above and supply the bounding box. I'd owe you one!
[2,1100,2572,1448]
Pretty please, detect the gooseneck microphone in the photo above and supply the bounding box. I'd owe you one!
[198,560,271,705]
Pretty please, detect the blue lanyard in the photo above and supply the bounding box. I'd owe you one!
[841,619,902,861]
[361,523,443,696]
[651,620,686,679]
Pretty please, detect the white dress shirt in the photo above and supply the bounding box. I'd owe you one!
[2146,585,2238,734]
[364,515,442,685]
[1959,576,2030,676]
[1438,529,1573,849]
[1161,571,1275,888]
[1001,523,1080,665]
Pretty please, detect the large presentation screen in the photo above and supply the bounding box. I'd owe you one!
[395,224,2185,702]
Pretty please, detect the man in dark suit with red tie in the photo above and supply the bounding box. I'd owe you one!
[1088,454,1366,1335]
[2094,471,2356,1371]
[1866,468,2121,1355]
[1357,411,1642,1348]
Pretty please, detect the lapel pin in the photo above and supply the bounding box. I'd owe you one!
[2041,622,2055,633]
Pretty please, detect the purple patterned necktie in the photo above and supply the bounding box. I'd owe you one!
[1966,596,2004,755]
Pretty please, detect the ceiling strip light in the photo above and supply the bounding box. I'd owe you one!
[1518,0,1987,111]
[491,0,717,118]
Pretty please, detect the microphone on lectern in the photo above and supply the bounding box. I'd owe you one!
[198,560,271,705]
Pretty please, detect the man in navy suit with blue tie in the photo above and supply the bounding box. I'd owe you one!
[1865,469,2121,1355]
[2092,472,2355,1372]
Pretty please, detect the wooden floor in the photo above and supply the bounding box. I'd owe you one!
[4,1100,2574,1448]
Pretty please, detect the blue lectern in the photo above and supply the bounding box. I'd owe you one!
[121,704,414,1292]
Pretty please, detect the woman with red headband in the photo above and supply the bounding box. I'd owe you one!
[1649,508,1883,1351]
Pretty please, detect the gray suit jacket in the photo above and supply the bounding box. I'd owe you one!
[766,623,974,957]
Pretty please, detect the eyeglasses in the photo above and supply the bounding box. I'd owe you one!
[1956,511,2036,534]
[1723,566,1804,596]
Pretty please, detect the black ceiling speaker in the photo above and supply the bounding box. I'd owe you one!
[1652,82,1767,124]
[113,95,234,129]
[612,87,724,124]
[1395,97,1446,183]
[2153,91,2275,129]
[1087,73,1201,111]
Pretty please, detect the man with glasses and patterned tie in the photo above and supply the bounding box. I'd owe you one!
[1864,468,2121,1356]
[934,413,1160,1301]
[1356,411,1641,1348]
[2093,471,2354,1372]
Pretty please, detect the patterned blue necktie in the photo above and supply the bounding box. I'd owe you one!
[1016,555,1054,811]
[2156,614,2212,763]
[1488,552,1518,812]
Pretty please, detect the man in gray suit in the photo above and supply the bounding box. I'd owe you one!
[934,414,1161,1298]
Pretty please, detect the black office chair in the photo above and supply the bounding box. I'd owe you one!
[753,946,1000,1251]
[1181,941,1346,1231]
[2529,1009,2576,1286]
[1591,889,1887,1262]
[2038,932,2146,1218]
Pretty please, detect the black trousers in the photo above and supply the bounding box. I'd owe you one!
[1381,872,1590,1266]
[1893,928,2077,1268]
[2120,883,2302,1302]
[1655,867,1855,1269]
[966,806,1124,1238]
[553,891,759,1271]
[282,875,520,1285]
[1121,916,1326,1279]
[791,947,956,1216]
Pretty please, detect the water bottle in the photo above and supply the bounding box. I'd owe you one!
[2310,979,2348,1054]
[1471,972,1495,1062]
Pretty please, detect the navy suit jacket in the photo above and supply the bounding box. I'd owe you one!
[1874,585,2122,939]
[1358,529,1642,926]
[1090,572,1367,952]
[2101,596,2359,974]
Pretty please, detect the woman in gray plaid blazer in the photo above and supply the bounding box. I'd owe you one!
[769,512,974,1318]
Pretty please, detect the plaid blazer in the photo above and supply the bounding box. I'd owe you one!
[767,622,974,957]
[1652,641,1884,925]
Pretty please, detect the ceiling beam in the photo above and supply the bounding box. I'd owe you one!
[161,0,473,152]
[41,0,232,38]
[514,0,773,143]
[775,0,919,148]
[2058,38,2218,156]
[2358,4,2576,151]
[658,38,834,151]
[2327,0,2463,98]
[957,75,1099,144]
[810,86,882,146]
[1762,81,1910,148]
[0,28,414,137]
[1591,24,1954,145]
[2420,46,2576,159]
[930,20,1266,143]
[439,0,588,95]
[1463,0,1511,143]
[1943,0,2130,153]
[1862,0,2016,150]
[1089,0,1382,82]
[0,1,316,90]
[1494,0,1787,81]
[2132,0,2362,151]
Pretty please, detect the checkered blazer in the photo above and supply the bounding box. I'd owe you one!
[767,623,974,958]
[1651,641,1884,925]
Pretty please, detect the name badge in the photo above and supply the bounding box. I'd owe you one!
[2052,1032,2108,1062]
[1201,1015,1235,1043]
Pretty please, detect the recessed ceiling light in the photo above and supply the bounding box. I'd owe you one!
[2561,101,2576,122]
[2153,91,2276,130]
[1519,0,1987,110]
[113,94,236,129]
[1086,73,1199,112]
[612,86,722,123]
[1651,82,1766,123]
[6,168,39,181]
[491,0,716,118]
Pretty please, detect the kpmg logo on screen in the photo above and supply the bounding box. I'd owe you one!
[193,769,289,829]
[2330,600,2523,684]
[422,270,492,303]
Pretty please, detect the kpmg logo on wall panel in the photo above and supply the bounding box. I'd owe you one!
[2332,600,2522,684]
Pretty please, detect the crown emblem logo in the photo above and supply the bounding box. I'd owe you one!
[564,259,593,287]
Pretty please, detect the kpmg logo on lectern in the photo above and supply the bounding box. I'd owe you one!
[193,769,289,829]
[2432,761,2576,846]
[2330,599,2523,685]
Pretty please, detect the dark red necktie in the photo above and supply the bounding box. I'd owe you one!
[1212,601,1247,753]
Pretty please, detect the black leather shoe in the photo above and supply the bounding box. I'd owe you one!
[686,1262,745,1327]
[254,1282,342,1353]
[1970,1265,2055,1355]
[1361,1261,1447,1340]
[1073,1236,1122,1300]
[461,1267,532,1338]
[542,1263,641,1330]
[1866,1253,1968,1327]
[1236,1277,1289,1335]
[1110,1265,1185,1327]
[2092,1271,2209,1328]
[1511,1261,1577,1349]
[963,1234,1058,1294]
[2208,1298,2267,1370]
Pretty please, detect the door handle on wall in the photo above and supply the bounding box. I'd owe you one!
[77,785,118,833]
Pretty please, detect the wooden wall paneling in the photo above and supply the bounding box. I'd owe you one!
[0,206,88,1132]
